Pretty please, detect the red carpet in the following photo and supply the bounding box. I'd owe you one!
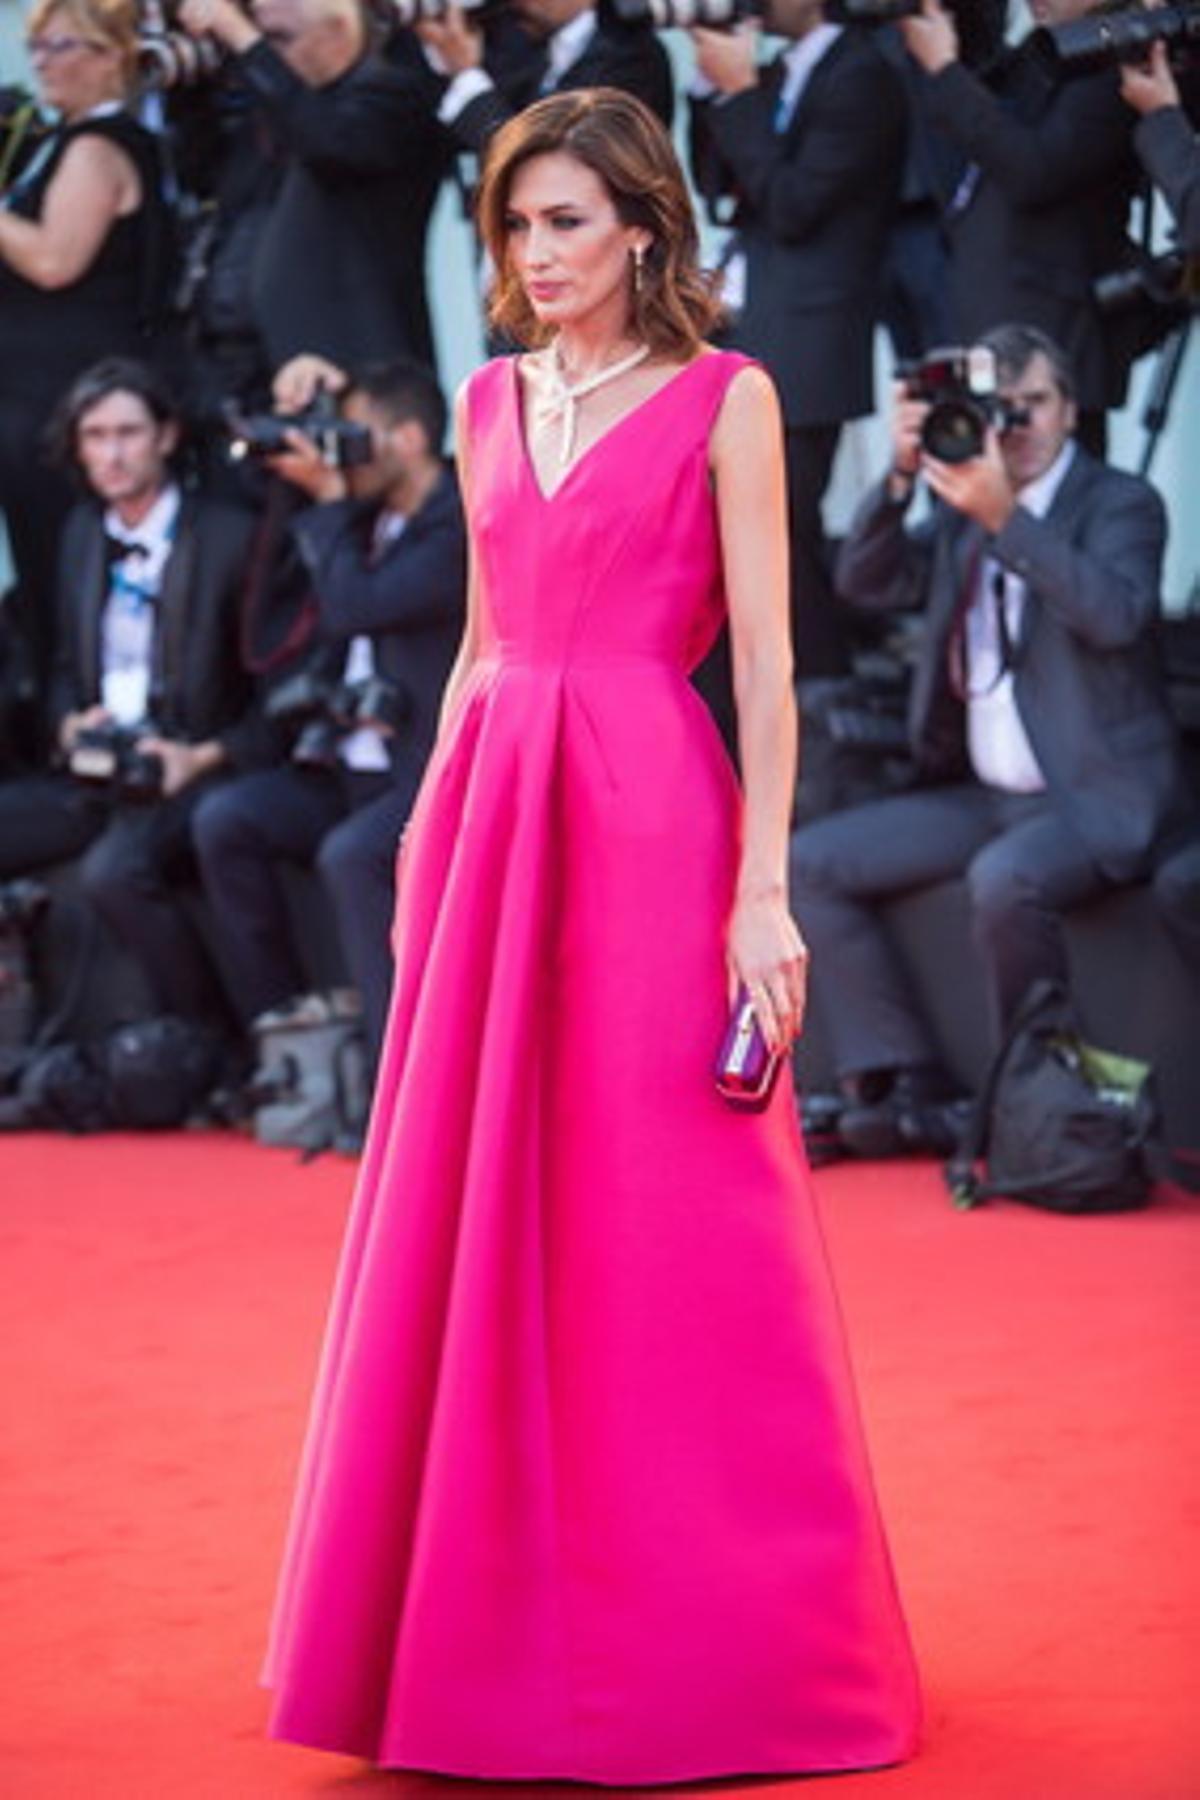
[1,1133,1197,1799]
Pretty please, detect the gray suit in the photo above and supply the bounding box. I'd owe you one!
[790,448,1193,1075]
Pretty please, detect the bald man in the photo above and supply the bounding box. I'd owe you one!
[179,0,449,372]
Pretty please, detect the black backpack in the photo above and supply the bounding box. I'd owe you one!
[944,980,1195,1215]
[0,1015,222,1133]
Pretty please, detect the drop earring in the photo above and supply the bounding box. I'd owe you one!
[633,243,646,294]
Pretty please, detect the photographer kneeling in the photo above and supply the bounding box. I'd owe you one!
[49,358,263,1034]
[193,356,465,1071]
[789,323,1193,1156]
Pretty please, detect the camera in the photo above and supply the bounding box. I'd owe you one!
[68,723,164,802]
[1034,2,1200,78]
[608,0,758,29]
[265,669,410,770]
[224,384,373,471]
[389,0,507,23]
[898,346,1031,463]
[136,0,225,89]
[1095,248,1198,315]
[825,1,924,20]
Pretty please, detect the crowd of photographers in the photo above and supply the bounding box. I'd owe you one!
[0,0,1197,1137]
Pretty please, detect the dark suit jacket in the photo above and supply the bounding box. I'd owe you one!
[49,495,270,772]
[689,30,907,428]
[835,449,1191,880]
[238,38,450,372]
[289,468,466,792]
[1135,106,1200,256]
[446,15,673,154]
[919,39,1140,411]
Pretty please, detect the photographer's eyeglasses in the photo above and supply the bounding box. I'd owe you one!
[26,35,106,60]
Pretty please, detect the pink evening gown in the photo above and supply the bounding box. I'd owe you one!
[262,348,921,1782]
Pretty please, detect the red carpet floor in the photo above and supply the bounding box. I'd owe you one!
[1,1133,1197,1800]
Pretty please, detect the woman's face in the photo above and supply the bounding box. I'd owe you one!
[27,8,123,117]
[503,151,648,337]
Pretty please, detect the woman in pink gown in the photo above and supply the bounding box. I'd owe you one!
[263,88,921,1782]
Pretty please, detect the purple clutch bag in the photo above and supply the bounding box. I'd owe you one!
[714,985,784,1108]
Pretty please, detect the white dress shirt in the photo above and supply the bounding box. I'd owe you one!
[100,484,182,727]
[965,440,1076,794]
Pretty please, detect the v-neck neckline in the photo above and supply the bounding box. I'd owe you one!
[512,351,712,505]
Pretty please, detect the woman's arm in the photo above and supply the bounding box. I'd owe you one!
[711,362,808,1054]
[0,133,140,289]
[434,383,483,739]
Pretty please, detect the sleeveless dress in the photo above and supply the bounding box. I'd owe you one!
[263,350,921,1782]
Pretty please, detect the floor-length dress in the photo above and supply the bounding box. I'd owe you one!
[263,349,922,1781]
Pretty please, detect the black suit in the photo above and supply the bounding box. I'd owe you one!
[444,13,673,154]
[790,449,1193,1075]
[48,495,264,1027]
[193,470,466,1063]
[690,30,907,675]
[238,37,450,372]
[918,38,1141,415]
[1135,106,1200,255]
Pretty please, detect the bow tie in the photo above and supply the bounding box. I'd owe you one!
[104,534,151,568]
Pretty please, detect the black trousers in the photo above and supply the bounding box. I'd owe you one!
[192,762,414,1066]
[0,774,107,878]
[76,774,232,1026]
[1154,835,1200,975]
[789,781,1110,1078]
[784,424,845,679]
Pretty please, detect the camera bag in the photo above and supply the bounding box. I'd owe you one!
[943,979,1196,1215]
[250,990,369,1156]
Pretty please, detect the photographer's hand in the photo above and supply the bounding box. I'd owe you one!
[267,426,347,503]
[272,353,348,415]
[922,428,1016,535]
[59,703,110,755]
[417,6,484,76]
[898,0,959,76]
[888,380,929,501]
[135,736,225,798]
[691,23,758,98]
[177,0,260,54]
[1120,39,1180,116]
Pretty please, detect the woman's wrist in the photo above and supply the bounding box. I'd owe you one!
[735,878,787,905]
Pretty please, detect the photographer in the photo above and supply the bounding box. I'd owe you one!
[1121,34,1200,253]
[45,357,266,1032]
[688,0,906,676]
[0,0,173,711]
[419,0,673,150]
[898,0,1143,449]
[789,323,1192,1155]
[192,355,465,1070]
[176,0,449,373]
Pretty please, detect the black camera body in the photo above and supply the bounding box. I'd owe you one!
[68,723,164,803]
[1034,2,1200,78]
[898,346,1031,464]
[265,669,409,770]
[225,385,373,472]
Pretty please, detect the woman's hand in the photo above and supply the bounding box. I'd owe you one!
[727,889,809,1055]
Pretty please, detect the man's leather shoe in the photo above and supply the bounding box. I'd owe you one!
[837,1068,971,1160]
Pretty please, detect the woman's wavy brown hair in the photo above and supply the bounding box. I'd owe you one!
[477,87,725,358]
